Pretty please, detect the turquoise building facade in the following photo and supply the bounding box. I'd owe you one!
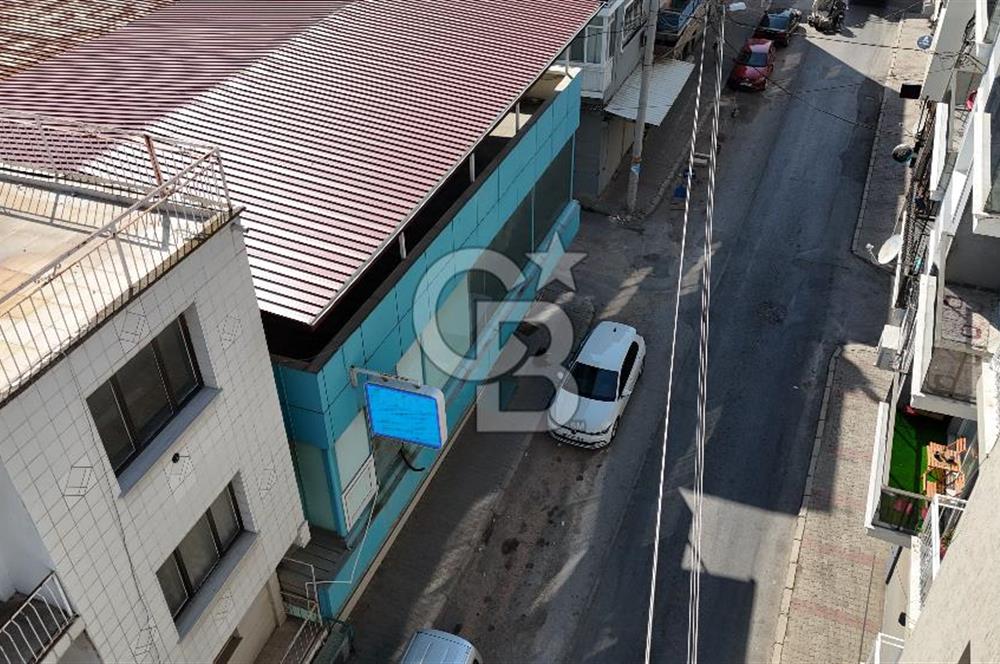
[272,72,582,618]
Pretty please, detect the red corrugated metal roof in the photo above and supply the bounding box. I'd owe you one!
[0,0,177,79]
[0,0,598,325]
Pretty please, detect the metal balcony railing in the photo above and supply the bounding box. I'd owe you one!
[874,485,929,536]
[918,494,967,608]
[0,111,233,403]
[0,572,76,664]
[865,632,905,664]
[278,592,326,664]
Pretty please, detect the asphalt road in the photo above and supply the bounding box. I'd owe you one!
[345,2,905,661]
[565,3,901,662]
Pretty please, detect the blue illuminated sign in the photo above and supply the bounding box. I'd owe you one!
[363,378,448,449]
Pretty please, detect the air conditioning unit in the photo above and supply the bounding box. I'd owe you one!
[877,308,906,370]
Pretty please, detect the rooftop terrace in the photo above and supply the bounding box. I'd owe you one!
[0,111,234,402]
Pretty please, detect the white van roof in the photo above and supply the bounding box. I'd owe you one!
[400,630,478,664]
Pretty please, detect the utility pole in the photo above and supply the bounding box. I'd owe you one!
[626,0,660,214]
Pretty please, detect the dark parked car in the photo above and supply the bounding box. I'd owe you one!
[754,8,802,45]
[728,38,775,91]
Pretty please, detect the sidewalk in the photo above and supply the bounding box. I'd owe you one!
[852,10,931,261]
[773,345,894,664]
[585,15,759,218]
[343,288,595,663]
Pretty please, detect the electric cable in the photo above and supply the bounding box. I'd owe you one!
[688,3,723,662]
[643,6,711,664]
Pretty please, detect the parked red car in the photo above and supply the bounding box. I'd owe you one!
[728,38,775,91]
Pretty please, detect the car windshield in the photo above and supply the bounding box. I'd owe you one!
[766,13,790,29]
[569,362,619,402]
[739,50,768,67]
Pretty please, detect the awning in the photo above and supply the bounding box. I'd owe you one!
[605,59,696,126]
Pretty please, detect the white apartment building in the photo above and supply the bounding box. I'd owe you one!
[0,114,307,663]
[568,0,697,197]
[867,0,1000,660]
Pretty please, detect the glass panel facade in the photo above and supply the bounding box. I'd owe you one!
[534,141,573,245]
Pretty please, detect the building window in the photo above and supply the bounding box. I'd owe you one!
[608,10,620,57]
[87,315,202,475]
[569,19,605,65]
[156,483,244,620]
[624,0,644,35]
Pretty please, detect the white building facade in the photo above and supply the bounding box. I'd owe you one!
[0,116,307,663]
[867,0,1000,660]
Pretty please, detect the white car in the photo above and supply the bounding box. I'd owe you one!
[547,321,646,448]
[400,630,483,664]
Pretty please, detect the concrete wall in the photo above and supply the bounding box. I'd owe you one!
[228,576,280,664]
[0,461,53,599]
[945,206,1000,290]
[0,223,304,663]
[574,108,633,198]
[901,447,1000,662]
[273,74,583,618]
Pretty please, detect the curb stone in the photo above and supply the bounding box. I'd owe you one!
[770,345,843,664]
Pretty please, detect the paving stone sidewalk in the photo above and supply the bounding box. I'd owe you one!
[853,10,932,261]
[774,345,894,664]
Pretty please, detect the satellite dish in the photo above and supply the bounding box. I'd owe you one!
[877,234,903,264]
[892,143,914,163]
[917,34,933,50]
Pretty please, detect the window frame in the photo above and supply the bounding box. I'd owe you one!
[569,18,606,65]
[159,484,244,620]
[609,9,621,57]
[92,315,204,475]
[624,0,643,37]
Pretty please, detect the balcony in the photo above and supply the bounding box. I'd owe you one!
[971,78,1000,234]
[564,0,643,100]
[0,111,234,403]
[910,277,998,419]
[0,572,76,664]
[865,633,905,664]
[657,0,703,42]
[923,0,976,102]
[917,494,967,610]
[931,101,971,201]
[866,397,976,544]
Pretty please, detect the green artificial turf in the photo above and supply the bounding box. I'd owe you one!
[889,411,945,493]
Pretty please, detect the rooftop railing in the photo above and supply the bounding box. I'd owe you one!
[0,110,233,403]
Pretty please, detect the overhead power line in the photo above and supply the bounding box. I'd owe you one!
[643,1,711,662]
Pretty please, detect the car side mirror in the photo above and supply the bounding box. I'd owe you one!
[557,370,566,380]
